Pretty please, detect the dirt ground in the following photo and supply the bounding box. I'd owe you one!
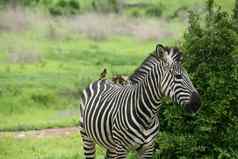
[0,127,80,138]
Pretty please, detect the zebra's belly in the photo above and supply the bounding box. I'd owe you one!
[112,125,160,151]
[112,115,160,149]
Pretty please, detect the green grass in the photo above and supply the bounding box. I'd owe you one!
[0,109,80,131]
[0,133,105,159]
[0,133,140,159]
[0,29,176,131]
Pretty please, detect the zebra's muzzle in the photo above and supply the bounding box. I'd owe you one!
[185,91,201,113]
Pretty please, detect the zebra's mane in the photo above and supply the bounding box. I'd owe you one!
[128,45,183,84]
[129,52,160,84]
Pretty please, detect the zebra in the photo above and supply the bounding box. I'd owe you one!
[79,44,201,158]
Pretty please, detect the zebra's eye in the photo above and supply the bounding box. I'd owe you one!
[175,74,182,79]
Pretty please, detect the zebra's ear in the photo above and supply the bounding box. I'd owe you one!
[155,44,165,58]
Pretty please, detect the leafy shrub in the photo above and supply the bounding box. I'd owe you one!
[0,0,80,16]
[38,0,52,6]
[31,92,56,106]
[234,0,238,20]
[128,8,143,18]
[22,0,40,6]
[1,0,47,7]
[91,0,119,13]
[49,0,80,16]
[233,0,238,32]
[156,0,238,158]
[145,3,163,17]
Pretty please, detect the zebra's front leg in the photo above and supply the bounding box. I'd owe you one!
[80,129,96,159]
[137,142,155,159]
[114,145,128,159]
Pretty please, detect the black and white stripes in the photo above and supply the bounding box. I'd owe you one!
[80,44,201,158]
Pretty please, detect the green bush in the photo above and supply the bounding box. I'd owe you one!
[233,0,238,20]
[91,0,120,13]
[31,92,56,106]
[145,3,163,17]
[233,0,238,32]
[22,0,40,6]
[49,0,80,16]
[0,0,81,16]
[156,0,238,158]
[128,8,143,18]
[2,0,48,7]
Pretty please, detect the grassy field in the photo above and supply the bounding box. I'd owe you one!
[0,7,182,131]
[0,133,106,159]
[0,0,236,158]
[0,32,164,131]
[0,132,140,159]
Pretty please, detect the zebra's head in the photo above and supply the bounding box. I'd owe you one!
[156,44,201,113]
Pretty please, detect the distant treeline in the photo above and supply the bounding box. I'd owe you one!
[0,0,164,17]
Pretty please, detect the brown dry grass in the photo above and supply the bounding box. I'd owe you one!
[0,7,29,32]
[0,7,184,64]
[0,7,179,41]
[70,13,177,41]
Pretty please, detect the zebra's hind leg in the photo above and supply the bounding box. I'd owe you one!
[80,129,96,159]
[137,142,155,159]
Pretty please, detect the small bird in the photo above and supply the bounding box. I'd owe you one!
[99,68,107,79]
[112,75,129,85]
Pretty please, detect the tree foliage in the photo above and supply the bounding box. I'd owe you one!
[233,0,238,33]
[157,0,238,158]
[234,0,238,20]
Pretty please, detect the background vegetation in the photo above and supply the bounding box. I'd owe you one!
[0,0,237,159]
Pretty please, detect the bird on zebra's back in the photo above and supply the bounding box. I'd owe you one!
[80,43,201,159]
[99,68,107,80]
[99,68,129,86]
[112,75,129,86]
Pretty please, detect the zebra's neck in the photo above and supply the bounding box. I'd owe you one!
[133,63,164,126]
[128,53,166,125]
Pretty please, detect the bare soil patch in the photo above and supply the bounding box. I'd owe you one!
[0,127,80,139]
